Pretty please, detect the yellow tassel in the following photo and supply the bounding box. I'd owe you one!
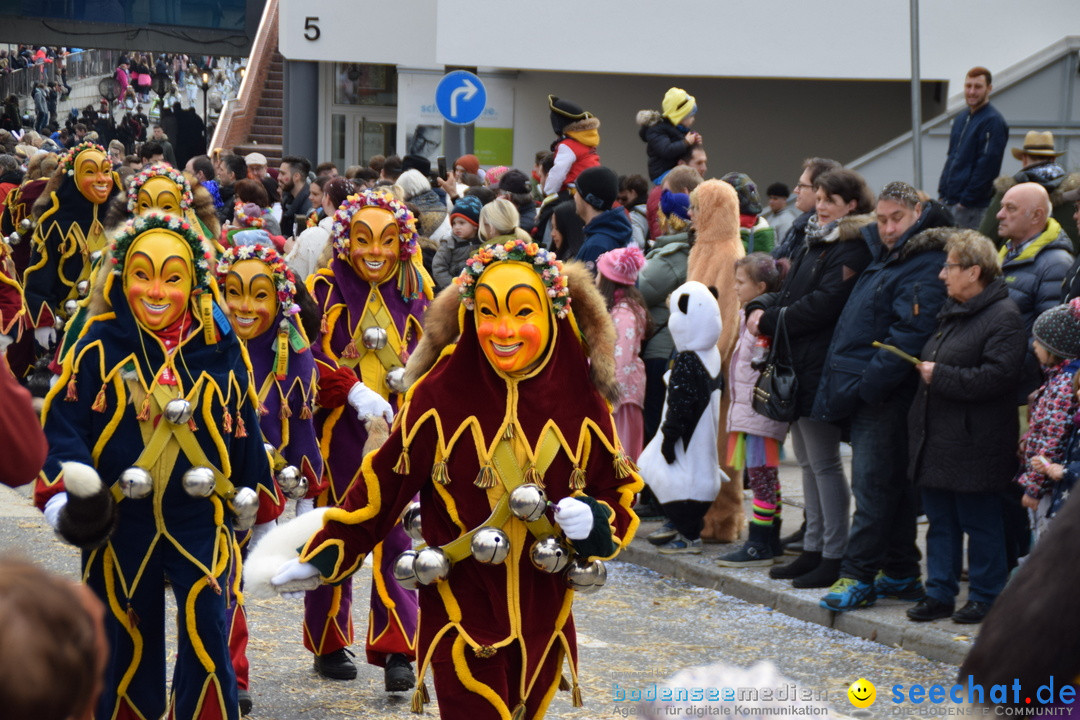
[136,395,151,422]
[559,674,571,691]
[474,464,497,489]
[511,703,526,720]
[300,404,312,420]
[524,465,543,489]
[613,452,635,479]
[342,339,360,359]
[236,417,247,438]
[222,407,232,433]
[126,602,140,629]
[188,417,199,433]
[394,447,411,475]
[91,384,107,413]
[64,376,78,402]
[572,684,583,707]
[420,683,430,703]
[275,331,289,380]
[503,423,514,440]
[258,402,268,417]
[410,686,425,714]
[199,292,215,345]
[431,461,450,485]
[207,575,222,595]
[280,403,292,420]
[570,466,586,490]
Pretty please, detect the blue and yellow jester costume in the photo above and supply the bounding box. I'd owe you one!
[34,212,283,720]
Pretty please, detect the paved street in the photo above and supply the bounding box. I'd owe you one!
[0,482,957,720]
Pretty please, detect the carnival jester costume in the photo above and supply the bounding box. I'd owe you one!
[304,189,431,684]
[216,242,323,704]
[34,212,283,720]
[264,239,642,719]
[23,141,120,341]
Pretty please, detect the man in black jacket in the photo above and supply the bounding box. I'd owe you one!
[278,155,311,238]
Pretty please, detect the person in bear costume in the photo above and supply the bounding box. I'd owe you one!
[637,280,726,552]
[685,179,747,543]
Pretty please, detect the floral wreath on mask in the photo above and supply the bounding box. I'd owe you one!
[215,243,301,322]
[61,141,109,177]
[126,163,193,213]
[109,211,214,291]
[455,238,571,319]
[329,189,419,262]
[233,200,266,229]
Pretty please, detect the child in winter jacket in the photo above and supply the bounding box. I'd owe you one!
[637,281,725,554]
[636,87,702,184]
[432,195,483,291]
[596,246,651,461]
[718,253,789,567]
[542,95,600,197]
[1021,299,1080,542]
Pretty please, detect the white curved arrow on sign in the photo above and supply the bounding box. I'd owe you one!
[449,78,478,119]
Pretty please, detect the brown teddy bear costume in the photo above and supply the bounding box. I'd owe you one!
[685,179,746,542]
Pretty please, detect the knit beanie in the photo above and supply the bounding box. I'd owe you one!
[486,166,509,188]
[548,95,591,135]
[455,154,480,175]
[575,166,618,211]
[402,153,431,177]
[660,189,691,221]
[1033,299,1080,360]
[597,246,646,286]
[662,87,697,126]
[721,171,762,216]
[450,195,483,227]
[497,169,530,195]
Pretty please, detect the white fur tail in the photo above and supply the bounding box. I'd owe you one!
[60,462,103,497]
[243,507,331,598]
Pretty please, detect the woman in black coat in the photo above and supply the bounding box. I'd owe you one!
[907,229,1026,624]
[747,168,874,588]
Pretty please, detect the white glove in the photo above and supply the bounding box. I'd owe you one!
[270,558,321,599]
[295,497,315,516]
[34,326,56,350]
[0,333,12,353]
[43,492,68,530]
[555,496,594,540]
[249,521,275,548]
[347,382,393,424]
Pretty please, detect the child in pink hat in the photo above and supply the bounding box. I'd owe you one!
[596,246,651,460]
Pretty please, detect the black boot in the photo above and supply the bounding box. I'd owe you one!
[717,523,774,567]
[769,517,783,557]
[769,550,820,579]
[314,648,357,680]
[792,557,843,589]
[781,520,806,554]
[384,652,415,692]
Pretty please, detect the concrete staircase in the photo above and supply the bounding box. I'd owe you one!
[231,51,283,164]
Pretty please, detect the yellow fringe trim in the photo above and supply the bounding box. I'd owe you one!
[512,703,526,720]
[524,464,543,489]
[431,460,450,485]
[91,384,107,413]
[569,466,586,490]
[613,452,636,479]
[394,447,411,475]
[474,464,497,489]
[503,423,514,440]
[411,686,425,714]
[572,683,583,707]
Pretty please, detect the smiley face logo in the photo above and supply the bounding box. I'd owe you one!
[847,678,876,708]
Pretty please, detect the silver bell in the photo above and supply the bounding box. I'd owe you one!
[393,550,420,590]
[509,484,547,523]
[282,475,308,500]
[64,299,78,317]
[181,466,216,498]
[530,536,571,573]
[18,218,32,233]
[54,315,65,331]
[76,280,90,298]
[386,367,408,394]
[231,486,259,531]
[118,466,153,499]
[565,559,607,594]
[276,465,301,493]
[401,502,423,542]
[163,398,193,425]
[471,527,510,564]
[89,250,102,264]
[362,326,388,350]
[413,547,451,585]
[6,231,20,245]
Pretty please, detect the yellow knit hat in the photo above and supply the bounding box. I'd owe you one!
[662,87,696,126]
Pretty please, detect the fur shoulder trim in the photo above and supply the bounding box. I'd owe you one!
[636,110,661,127]
[563,260,619,405]
[564,116,600,134]
[1051,173,1080,204]
[993,175,1017,195]
[403,283,461,388]
[900,226,954,259]
[836,213,876,242]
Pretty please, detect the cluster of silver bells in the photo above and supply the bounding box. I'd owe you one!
[5,217,32,245]
[392,484,607,594]
[359,328,408,394]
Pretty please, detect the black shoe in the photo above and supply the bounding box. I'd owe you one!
[907,596,955,622]
[791,557,842,589]
[384,652,415,692]
[314,648,358,680]
[952,600,992,624]
[769,550,820,580]
[237,688,252,716]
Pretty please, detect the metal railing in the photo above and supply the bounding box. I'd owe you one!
[0,49,120,100]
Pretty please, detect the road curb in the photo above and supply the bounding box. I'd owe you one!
[621,537,973,667]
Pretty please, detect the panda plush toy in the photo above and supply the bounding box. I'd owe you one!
[637,280,727,553]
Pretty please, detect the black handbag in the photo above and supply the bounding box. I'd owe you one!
[752,307,798,423]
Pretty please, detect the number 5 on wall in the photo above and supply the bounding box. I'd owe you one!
[304,17,320,41]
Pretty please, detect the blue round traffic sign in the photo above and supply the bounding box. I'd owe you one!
[435,71,487,125]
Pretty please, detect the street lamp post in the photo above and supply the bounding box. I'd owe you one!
[200,71,211,153]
